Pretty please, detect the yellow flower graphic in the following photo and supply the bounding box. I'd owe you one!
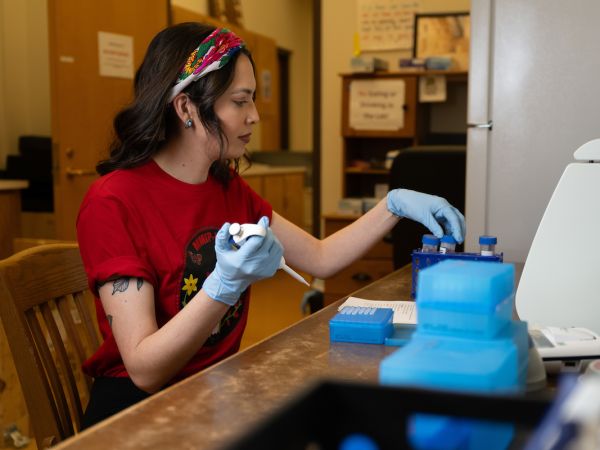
[181,274,198,296]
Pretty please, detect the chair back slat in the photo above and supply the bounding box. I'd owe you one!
[1,291,63,446]
[56,295,93,392]
[40,302,85,430]
[73,290,100,350]
[0,243,98,448]
[25,308,73,438]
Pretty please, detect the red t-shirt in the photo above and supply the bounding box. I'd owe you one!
[76,160,272,383]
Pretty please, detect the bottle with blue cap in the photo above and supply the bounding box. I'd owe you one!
[439,235,457,254]
[479,235,497,256]
[421,234,440,253]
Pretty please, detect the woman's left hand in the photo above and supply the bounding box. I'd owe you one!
[386,188,466,243]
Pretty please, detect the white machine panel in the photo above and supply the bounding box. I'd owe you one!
[516,139,600,333]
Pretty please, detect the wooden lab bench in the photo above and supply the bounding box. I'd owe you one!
[51,266,412,450]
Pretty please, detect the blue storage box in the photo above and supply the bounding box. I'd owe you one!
[381,320,529,450]
[411,250,503,298]
[416,260,514,338]
[379,321,528,393]
[329,307,394,344]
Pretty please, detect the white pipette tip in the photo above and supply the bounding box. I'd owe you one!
[280,258,310,286]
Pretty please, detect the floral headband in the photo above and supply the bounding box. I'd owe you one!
[168,28,245,103]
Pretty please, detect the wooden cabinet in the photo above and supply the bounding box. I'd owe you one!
[243,168,306,228]
[322,214,393,305]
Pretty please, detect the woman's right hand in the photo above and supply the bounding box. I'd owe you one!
[203,216,283,306]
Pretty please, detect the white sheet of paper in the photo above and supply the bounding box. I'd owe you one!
[338,296,417,325]
[349,79,405,130]
[98,31,134,79]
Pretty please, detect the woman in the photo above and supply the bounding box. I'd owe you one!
[77,22,466,427]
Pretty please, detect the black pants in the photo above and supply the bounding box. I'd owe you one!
[81,377,151,429]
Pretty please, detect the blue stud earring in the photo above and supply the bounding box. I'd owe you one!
[184,118,193,128]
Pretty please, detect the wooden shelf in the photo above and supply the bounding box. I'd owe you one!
[345,168,389,175]
[340,69,468,80]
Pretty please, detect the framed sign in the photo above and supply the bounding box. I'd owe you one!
[413,12,470,70]
[349,79,406,131]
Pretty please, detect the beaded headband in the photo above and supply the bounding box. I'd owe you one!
[168,27,245,103]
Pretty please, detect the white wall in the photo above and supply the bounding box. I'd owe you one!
[244,0,313,152]
[320,0,470,215]
[0,0,50,169]
[172,0,313,151]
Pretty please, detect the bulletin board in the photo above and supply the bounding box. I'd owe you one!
[357,0,421,51]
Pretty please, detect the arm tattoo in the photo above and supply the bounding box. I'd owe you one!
[107,314,113,328]
[111,278,130,295]
[110,277,144,295]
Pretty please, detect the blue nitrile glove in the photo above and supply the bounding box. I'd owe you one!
[386,189,466,243]
[203,216,283,306]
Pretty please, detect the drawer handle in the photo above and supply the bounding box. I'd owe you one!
[351,272,372,282]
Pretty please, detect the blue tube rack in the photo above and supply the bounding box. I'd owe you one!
[411,250,503,299]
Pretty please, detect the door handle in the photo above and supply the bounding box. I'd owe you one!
[467,121,493,130]
[65,167,96,177]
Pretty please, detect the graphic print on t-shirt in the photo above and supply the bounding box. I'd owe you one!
[180,227,244,346]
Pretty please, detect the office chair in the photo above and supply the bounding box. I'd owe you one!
[389,146,466,268]
[0,243,100,448]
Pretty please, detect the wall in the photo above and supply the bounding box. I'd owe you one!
[320,0,470,216]
[171,0,313,152]
[0,0,311,171]
[0,0,51,169]
[0,2,7,162]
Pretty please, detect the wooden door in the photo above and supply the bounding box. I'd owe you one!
[48,0,168,240]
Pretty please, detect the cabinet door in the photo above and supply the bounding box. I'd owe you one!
[263,174,305,228]
[253,35,280,151]
[281,174,304,226]
[242,175,264,196]
[325,258,394,296]
[341,75,417,138]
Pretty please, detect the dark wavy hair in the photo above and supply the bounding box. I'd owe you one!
[96,22,254,185]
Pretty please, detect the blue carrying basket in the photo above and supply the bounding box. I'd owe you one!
[411,250,503,299]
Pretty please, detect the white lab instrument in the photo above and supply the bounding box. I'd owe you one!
[516,139,600,334]
[229,222,310,287]
[529,327,600,361]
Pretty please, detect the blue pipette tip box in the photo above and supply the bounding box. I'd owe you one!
[329,307,394,344]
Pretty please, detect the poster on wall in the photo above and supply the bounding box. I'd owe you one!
[414,13,470,70]
[357,0,420,51]
[349,79,406,130]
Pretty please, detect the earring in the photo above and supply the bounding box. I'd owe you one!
[184,118,193,129]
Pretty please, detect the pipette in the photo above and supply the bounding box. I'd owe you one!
[228,223,310,287]
[279,257,310,286]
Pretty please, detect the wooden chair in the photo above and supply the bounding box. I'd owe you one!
[0,243,100,448]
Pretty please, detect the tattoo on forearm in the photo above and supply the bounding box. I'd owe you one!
[107,314,113,328]
[137,278,143,291]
